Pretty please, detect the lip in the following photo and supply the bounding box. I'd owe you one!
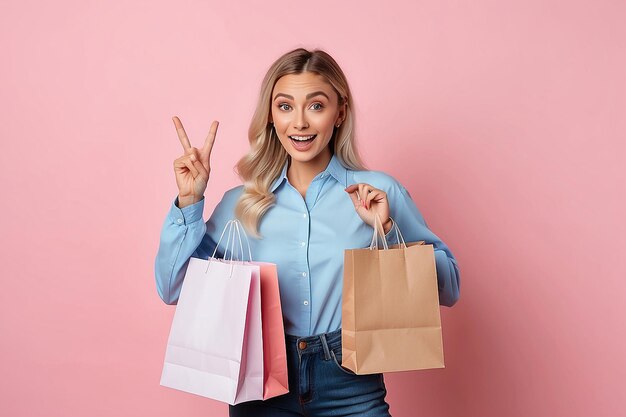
[289,134,317,151]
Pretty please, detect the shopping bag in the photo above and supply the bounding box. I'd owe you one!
[233,224,289,399]
[160,220,264,405]
[251,262,289,399]
[341,215,445,374]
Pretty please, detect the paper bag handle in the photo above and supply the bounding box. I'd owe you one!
[369,214,389,250]
[389,218,407,249]
[368,214,408,250]
[232,220,253,262]
[204,219,254,276]
[209,219,253,262]
[212,220,243,261]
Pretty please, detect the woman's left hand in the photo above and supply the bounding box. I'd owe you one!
[344,183,392,233]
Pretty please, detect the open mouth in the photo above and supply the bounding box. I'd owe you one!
[289,134,317,143]
[289,134,317,151]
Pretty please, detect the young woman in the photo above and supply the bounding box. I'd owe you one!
[155,48,461,417]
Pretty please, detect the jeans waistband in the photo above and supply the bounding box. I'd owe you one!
[284,328,342,359]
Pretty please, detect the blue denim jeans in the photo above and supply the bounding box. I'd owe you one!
[229,327,391,416]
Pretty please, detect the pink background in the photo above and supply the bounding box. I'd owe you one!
[1,1,624,416]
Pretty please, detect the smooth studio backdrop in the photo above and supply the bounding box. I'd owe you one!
[1,1,624,416]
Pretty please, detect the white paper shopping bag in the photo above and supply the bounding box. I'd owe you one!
[160,220,264,405]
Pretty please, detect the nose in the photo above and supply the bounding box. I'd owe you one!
[294,109,309,130]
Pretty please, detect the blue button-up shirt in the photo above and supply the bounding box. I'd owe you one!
[155,154,460,336]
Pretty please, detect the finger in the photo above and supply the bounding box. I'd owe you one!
[345,189,361,209]
[182,156,200,178]
[188,146,201,160]
[358,184,372,206]
[365,189,384,209]
[361,184,378,209]
[173,116,192,151]
[173,155,191,170]
[203,120,219,155]
[344,184,362,208]
[191,156,209,180]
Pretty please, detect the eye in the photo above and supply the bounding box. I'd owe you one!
[278,103,291,111]
[310,102,324,110]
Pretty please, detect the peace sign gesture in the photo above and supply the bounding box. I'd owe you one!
[172,116,219,208]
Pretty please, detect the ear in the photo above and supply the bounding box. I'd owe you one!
[338,101,347,123]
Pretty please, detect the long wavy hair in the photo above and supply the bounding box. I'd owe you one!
[234,48,366,238]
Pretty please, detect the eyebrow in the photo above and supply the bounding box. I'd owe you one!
[273,91,330,101]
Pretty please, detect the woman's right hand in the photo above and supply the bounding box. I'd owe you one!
[172,116,219,208]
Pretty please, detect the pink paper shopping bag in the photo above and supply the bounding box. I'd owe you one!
[231,219,289,400]
[253,262,289,399]
[160,220,264,405]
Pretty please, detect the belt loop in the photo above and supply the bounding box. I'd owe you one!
[320,332,331,361]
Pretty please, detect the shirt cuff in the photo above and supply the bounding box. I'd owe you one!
[168,196,205,226]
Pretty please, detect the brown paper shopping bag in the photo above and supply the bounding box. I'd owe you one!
[341,215,445,374]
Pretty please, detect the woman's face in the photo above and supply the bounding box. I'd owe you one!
[270,72,345,165]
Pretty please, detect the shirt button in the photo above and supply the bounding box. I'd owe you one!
[303,300,309,306]
[303,213,307,218]
[176,218,183,224]
[300,241,306,247]
[301,272,307,277]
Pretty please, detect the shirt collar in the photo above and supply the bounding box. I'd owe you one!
[269,154,349,193]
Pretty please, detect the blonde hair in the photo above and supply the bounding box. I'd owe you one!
[235,48,366,238]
